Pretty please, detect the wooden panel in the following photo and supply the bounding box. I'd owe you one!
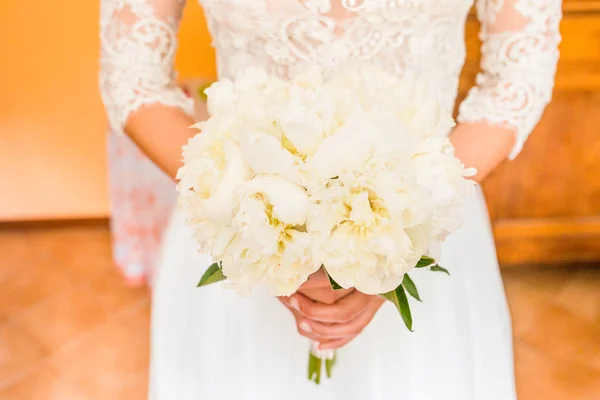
[486,90,600,265]
[484,92,600,220]
[494,218,600,266]
[459,5,600,266]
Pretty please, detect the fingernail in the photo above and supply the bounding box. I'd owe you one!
[290,297,300,311]
[299,321,312,332]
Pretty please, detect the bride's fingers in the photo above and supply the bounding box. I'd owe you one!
[278,297,331,341]
[278,295,305,315]
[291,310,328,342]
[304,298,383,340]
[297,286,354,305]
[317,336,355,351]
[293,290,374,323]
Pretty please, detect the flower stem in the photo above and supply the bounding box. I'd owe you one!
[308,352,322,384]
[325,351,337,378]
[308,341,337,384]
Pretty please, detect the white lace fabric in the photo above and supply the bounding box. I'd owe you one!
[458,0,562,158]
[99,0,195,133]
[99,0,561,158]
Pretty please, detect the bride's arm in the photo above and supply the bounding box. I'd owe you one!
[453,0,562,182]
[100,0,197,179]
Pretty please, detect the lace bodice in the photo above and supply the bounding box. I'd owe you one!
[100,0,561,158]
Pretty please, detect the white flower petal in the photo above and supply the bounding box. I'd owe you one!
[244,175,309,226]
[310,114,375,182]
[238,130,301,182]
[348,191,375,226]
[204,79,236,116]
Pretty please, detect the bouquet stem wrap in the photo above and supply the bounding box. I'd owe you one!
[308,340,336,384]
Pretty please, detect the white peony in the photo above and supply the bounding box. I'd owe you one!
[204,78,236,116]
[220,175,318,296]
[274,84,328,157]
[178,62,474,297]
[177,130,252,252]
[308,178,430,295]
[309,112,376,184]
[237,129,304,183]
[409,136,476,240]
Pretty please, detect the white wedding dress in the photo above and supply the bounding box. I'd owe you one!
[99,0,561,398]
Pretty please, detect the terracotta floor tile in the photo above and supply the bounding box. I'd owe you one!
[518,301,600,372]
[12,282,113,356]
[25,227,114,281]
[0,260,77,323]
[0,323,45,384]
[502,275,551,337]
[50,304,150,396]
[120,299,151,334]
[515,343,600,400]
[2,226,600,399]
[89,269,149,312]
[503,266,579,302]
[0,231,30,283]
[0,365,93,400]
[112,372,148,400]
[0,227,114,324]
[507,265,580,289]
[556,266,600,324]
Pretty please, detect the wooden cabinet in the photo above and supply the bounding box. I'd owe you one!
[460,0,600,266]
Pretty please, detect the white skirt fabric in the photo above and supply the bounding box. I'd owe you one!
[148,187,517,400]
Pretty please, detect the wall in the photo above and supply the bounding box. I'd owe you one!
[0,1,214,220]
[1,1,599,266]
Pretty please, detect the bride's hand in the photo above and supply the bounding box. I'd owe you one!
[293,268,352,305]
[279,269,385,350]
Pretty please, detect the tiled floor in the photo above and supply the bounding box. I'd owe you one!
[0,225,599,399]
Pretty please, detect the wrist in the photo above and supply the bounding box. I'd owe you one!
[449,122,516,182]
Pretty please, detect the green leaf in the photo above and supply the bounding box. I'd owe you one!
[197,81,214,102]
[197,262,226,287]
[402,274,421,302]
[324,269,344,290]
[382,285,413,331]
[415,255,436,268]
[430,265,450,275]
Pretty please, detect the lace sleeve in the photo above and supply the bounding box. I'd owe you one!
[99,0,195,133]
[457,0,562,159]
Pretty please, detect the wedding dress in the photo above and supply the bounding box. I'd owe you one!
[99,0,561,398]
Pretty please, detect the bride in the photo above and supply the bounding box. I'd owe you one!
[99,0,561,398]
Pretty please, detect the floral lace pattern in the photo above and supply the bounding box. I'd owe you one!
[100,0,195,132]
[106,132,176,286]
[458,0,562,158]
[99,0,561,284]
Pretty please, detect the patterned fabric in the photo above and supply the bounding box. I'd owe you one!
[106,131,175,286]
[99,0,561,285]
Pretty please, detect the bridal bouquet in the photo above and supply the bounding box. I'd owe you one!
[177,63,475,384]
